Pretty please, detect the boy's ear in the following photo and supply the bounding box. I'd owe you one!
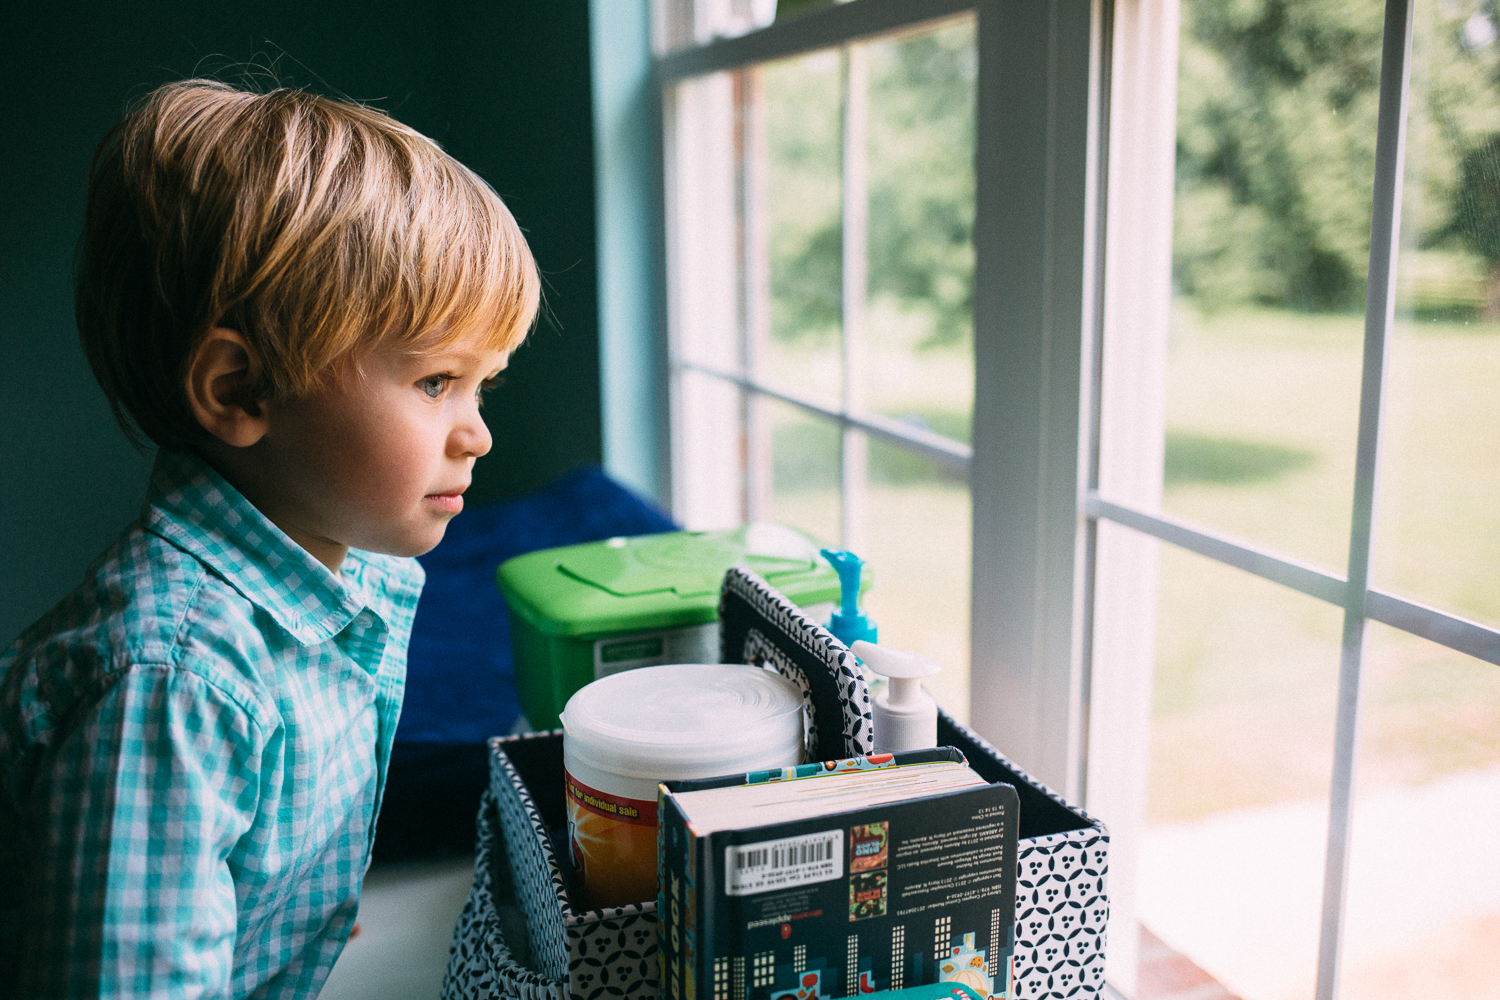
[185,328,269,448]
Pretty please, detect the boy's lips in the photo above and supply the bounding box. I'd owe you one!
[425,486,467,514]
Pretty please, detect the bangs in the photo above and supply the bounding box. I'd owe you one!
[367,149,542,362]
[199,86,542,400]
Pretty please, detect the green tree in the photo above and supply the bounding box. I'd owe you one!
[865,24,976,348]
[765,50,844,343]
[1455,134,1500,314]
[1174,0,1386,310]
[1176,0,1500,313]
[764,22,975,348]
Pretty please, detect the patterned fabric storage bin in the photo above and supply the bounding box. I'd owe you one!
[443,570,1110,1000]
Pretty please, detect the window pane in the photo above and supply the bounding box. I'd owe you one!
[1342,622,1500,998]
[669,71,743,375]
[1137,545,1343,1000]
[765,398,841,547]
[674,369,747,530]
[858,434,972,723]
[1155,0,1384,572]
[859,19,975,445]
[1374,0,1500,628]
[669,19,978,731]
[763,49,844,403]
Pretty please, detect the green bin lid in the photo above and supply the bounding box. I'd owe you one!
[496,524,857,637]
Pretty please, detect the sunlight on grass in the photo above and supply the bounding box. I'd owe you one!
[1152,303,1500,823]
[1149,544,1343,823]
[1376,319,1500,626]
[1162,304,1363,572]
[1360,623,1500,787]
[1164,432,1316,487]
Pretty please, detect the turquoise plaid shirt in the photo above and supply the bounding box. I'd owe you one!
[0,449,423,998]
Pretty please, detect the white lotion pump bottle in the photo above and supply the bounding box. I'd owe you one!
[851,640,941,753]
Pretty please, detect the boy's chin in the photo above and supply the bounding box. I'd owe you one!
[408,518,456,557]
[365,521,454,560]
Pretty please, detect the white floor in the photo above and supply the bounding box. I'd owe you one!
[320,855,476,1000]
[1139,765,1500,1000]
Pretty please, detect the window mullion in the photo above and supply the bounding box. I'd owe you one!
[739,67,771,524]
[841,44,870,551]
[968,0,1097,794]
[658,0,976,81]
[1316,1,1414,998]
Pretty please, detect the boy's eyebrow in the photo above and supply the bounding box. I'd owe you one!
[412,347,508,369]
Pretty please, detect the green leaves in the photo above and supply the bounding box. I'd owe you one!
[1175,0,1500,312]
[765,23,975,349]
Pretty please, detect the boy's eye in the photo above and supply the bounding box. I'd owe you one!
[417,375,453,399]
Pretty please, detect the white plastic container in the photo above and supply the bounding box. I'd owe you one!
[852,639,942,753]
[560,663,805,910]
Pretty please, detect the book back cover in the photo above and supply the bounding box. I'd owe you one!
[670,768,1018,1000]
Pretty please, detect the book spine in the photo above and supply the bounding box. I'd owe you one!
[661,795,689,1000]
[659,793,675,1000]
[689,829,709,1000]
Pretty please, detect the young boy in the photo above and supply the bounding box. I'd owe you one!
[0,80,540,996]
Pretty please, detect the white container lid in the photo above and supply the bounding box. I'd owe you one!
[562,664,805,780]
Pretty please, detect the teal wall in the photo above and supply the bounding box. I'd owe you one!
[590,0,671,508]
[1,2,603,644]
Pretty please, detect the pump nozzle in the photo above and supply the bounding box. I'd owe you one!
[820,548,877,648]
[852,640,940,753]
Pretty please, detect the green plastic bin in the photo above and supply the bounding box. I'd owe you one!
[496,524,864,729]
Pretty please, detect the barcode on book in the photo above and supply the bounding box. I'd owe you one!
[725,830,844,896]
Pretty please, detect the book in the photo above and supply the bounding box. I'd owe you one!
[658,748,1019,1000]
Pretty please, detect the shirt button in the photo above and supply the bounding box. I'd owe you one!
[355,611,374,629]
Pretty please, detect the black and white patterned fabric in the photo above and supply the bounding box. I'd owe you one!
[936,711,1110,999]
[446,571,1110,1000]
[1013,835,1110,998]
[445,731,661,1000]
[441,790,567,1000]
[563,911,660,1000]
[488,732,572,979]
[718,566,873,761]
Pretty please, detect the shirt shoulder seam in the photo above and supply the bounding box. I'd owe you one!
[158,570,273,737]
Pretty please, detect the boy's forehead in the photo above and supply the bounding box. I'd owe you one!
[401,328,512,369]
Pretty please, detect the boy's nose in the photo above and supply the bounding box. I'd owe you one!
[450,407,493,459]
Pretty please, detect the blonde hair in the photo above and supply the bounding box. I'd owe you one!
[77,79,541,448]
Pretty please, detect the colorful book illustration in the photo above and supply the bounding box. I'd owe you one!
[938,933,994,999]
[658,748,1019,1000]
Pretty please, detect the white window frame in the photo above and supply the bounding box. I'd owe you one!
[1089,2,1500,998]
[598,0,1500,997]
[655,0,1103,782]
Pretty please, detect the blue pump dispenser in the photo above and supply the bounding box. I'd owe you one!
[820,548,877,648]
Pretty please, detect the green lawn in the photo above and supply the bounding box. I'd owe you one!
[1151,304,1500,821]
[757,302,1500,824]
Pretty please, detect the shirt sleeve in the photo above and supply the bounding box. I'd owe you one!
[15,663,262,1000]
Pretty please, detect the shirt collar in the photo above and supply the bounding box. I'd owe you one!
[142,449,384,645]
